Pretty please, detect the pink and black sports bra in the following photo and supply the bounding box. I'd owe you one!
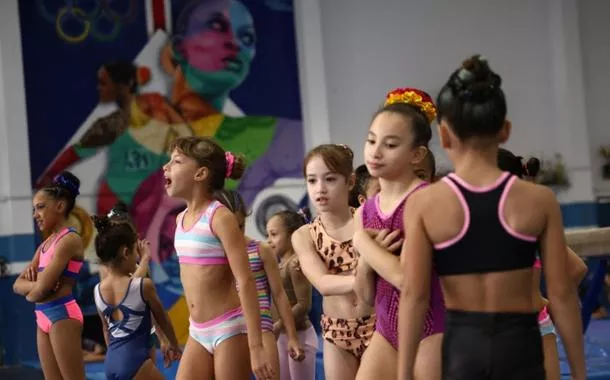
[433,173,539,276]
[174,201,229,265]
[38,227,83,279]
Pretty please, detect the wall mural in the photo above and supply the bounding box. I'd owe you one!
[20,0,305,343]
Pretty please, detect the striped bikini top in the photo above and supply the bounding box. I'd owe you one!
[174,201,228,265]
[237,241,272,316]
[38,227,84,279]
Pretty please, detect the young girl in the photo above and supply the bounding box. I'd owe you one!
[497,148,588,380]
[92,215,181,380]
[414,150,436,183]
[350,164,380,208]
[292,144,376,380]
[214,189,306,380]
[13,171,86,380]
[267,209,318,380]
[397,55,586,380]
[352,88,445,380]
[163,136,273,380]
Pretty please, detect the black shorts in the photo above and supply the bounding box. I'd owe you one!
[442,310,545,380]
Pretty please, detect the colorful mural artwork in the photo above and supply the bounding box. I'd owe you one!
[20,0,305,343]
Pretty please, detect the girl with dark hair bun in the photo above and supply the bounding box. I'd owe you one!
[92,215,181,379]
[398,55,585,380]
[13,171,86,380]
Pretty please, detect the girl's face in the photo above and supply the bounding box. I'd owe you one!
[414,154,434,182]
[163,150,201,199]
[365,112,425,180]
[266,215,291,258]
[357,177,381,205]
[32,191,65,232]
[305,155,351,214]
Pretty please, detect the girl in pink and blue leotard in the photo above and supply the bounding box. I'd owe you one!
[13,172,86,380]
[353,88,445,380]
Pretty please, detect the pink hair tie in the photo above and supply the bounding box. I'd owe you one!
[225,152,235,178]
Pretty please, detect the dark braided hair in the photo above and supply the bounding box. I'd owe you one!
[40,171,80,217]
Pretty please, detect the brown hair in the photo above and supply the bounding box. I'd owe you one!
[170,136,246,190]
[303,144,354,179]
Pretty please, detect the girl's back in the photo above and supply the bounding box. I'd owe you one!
[424,172,546,312]
[95,276,153,379]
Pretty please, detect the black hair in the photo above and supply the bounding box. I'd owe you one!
[41,171,80,217]
[350,164,372,208]
[497,148,541,179]
[271,209,310,236]
[92,214,137,264]
[436,55,506,140]
[107,201,137,233]
[214,189,249,216]
[425,150,436,176]
[374,103,432,148]
[103,61,138,93]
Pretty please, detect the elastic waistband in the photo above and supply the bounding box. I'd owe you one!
[189,306,242,329]
[446,309,538,330]
[35,295,76,310]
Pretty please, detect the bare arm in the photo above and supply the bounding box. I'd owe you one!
[540,188,585,380]
[352,207,376,306]
[353,227,403,289]
[292,226,355,296]
[13,271,36,296]
[97,311,110,347]
[567,247,587,286]
[213,208,263,349]
[260,243,300,342]
[142,278,178,346]
[397,192,432,380]
[27,234,83,302]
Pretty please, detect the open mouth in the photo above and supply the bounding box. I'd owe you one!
[164,177,172,188]
[223,56,243,72]
[316,197,328,204]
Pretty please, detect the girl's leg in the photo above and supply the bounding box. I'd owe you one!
[49,319,86,380]
[262,331,280,380]
[355,332,396,380]
[213,334,252,380]
[37,328,63,380]
[323,340,359,380]
[277,333,290,379]
[288,326,318,380]
[133,358,165,380]
[414,333,443,380]
[542,334,561,380]
[175,336,214,380]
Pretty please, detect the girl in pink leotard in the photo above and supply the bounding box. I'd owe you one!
[353,88,445,380]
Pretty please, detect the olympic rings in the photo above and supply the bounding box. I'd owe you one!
[36,0,137,44]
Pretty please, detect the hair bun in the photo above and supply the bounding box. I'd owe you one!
[53,171,80,197]
[92,215,111,233]
[450,55,502,102]
[108,201,129,219]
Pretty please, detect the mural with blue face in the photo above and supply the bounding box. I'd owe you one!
[22,0,304,344]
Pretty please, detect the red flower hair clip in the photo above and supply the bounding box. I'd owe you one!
[384,88,437,123]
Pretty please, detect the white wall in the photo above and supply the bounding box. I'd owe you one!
[0,0,34,238]
[579,0,610,198]
[319,0,598,203]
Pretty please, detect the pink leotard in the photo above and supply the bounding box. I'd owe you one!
[361,182,445,349]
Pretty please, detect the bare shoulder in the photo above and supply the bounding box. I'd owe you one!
[510,178,557,207]
[56,232,84,256]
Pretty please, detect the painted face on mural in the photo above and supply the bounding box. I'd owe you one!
[176,0,256,92]
[305,156,351,214]
[32,191,64,232]
[97,68,118,103]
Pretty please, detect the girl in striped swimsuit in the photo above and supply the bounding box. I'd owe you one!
[164,136,273,380]
[215,189,305,380]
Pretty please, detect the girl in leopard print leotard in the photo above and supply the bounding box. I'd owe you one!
[292,144,375,380]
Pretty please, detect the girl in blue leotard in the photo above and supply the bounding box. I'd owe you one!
[93,215,181,380]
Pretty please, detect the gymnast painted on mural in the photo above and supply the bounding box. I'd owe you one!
[35,60,192,215]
